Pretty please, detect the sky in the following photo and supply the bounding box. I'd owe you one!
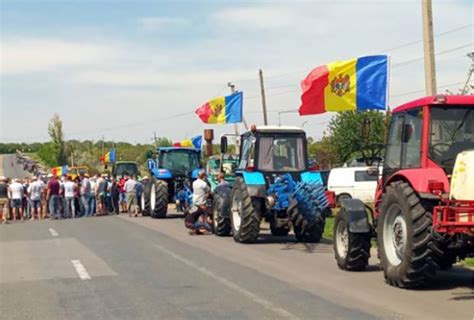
[1,0,473,144]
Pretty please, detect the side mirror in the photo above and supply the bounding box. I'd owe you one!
[220,136,228,154]
[402,124,413,143]
[362,118,371,139]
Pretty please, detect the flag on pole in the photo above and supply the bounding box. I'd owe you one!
[195,92,243,124]
[299,55,388,116]
[52,165,68,176]
[173,135,202,149]
[100,149,116,164]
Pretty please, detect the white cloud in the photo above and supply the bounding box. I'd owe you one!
[138,17,190,31]
[1,38,115,74]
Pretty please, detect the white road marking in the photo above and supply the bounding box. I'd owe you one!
[71,260,91,280]
[49,228,59,237]
[152,243,299,320]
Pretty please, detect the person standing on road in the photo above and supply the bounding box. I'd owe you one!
[27,176,44,220]
[111,176,120,215]
[47,175,61,220]
[0,176,9,224]
[22,178,31,220]
[186,170,212,235]
[80,173,92,217]
[118,175,127,213]
[124,175,138,217]
[90,175,97,215]
[8,178,24,222]
[63,176,77,218]
[96,174,108,215]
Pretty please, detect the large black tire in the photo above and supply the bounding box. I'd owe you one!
[290,204,325,243]
[378,181,442,288]
[213,194,231,236]
[230,178,260,243]
[141,182,151,216]
[150,179,168,219]
[333,208,371,271]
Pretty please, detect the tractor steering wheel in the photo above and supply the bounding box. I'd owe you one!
[430,142,454,165]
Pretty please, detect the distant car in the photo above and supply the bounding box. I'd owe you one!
[327,166,379,204]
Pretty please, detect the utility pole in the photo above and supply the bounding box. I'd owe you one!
[462,52,474,94]
[422,0,437,95]
[259,69,269,125]
[153,131,158,147]
[101,135,105,154]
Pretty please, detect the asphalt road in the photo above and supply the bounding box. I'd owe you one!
[1,212,473,320]
[0,154,32,179]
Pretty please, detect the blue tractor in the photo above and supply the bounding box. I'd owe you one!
[142,147,201,218]
[218,126,331,243]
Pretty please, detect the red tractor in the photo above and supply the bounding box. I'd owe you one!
[333,95,474,288]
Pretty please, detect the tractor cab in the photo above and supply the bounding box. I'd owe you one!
[112,161,139,178]
[236,126,308,178]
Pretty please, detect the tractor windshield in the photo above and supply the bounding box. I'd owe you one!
[114,163,138,177]
[160,150,200,175]
[257,135,306,172]
[430,106,474,174]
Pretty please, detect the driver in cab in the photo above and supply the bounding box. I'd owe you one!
[185,170,212,235]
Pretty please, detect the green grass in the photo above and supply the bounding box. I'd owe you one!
[323,215,335,240]
[463,258,474,268]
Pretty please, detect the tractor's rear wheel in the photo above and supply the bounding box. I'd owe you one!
[213,194,231,237]
[230,178,260,243]
[378,181,441,288]
[141,183,151,216]
[150,179,168,219]
[333,208,371,271]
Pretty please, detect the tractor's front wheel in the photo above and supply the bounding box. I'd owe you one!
[150,180,168,219]
[213,193,231,237]
[141,183,151,216]
[333,208,371,271]
[230,178,260,243]
[378,181,441,288]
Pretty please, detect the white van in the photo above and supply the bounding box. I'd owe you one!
[327,167,379,204]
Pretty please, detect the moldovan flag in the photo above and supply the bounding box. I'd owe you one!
[299,55,388,116]
[52,165,68,176]
[195,92,243,124]
[173,135,202,149]
[103,149,116,163]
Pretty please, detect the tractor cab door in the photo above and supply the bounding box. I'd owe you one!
[238,135,256,171]
[383,109,423,184]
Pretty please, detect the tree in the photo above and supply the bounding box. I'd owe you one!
[308,136,341,169]
[48,114,67,165]
[327,111,388,165]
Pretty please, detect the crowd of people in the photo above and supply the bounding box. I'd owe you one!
[0,172,147,224]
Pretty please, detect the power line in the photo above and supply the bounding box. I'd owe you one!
[391,43,473,68]
[391,81,471,98]
[377,23,472,53]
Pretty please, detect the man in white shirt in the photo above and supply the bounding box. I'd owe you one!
[28,176,44,220]
[124,176,138,217]
[186,171,212,235]
[8,179,24,221]
[63,176,77,218]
